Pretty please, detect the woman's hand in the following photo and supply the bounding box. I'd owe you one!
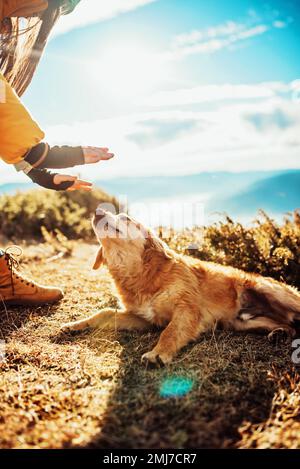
[82,147,114,164]
[23,145,115,191]
[53,174,93,192]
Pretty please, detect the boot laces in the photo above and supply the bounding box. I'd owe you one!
[4,246,35,295]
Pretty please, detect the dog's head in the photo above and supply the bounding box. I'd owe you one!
[92,206,173,272]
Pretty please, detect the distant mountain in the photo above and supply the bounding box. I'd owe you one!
[0,182,34,194]
[211,172,300,216]
[93,171,281,202]
[95,170,300,221]
[1,170,299,221]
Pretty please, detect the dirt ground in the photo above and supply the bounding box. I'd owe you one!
[0,243,299,449]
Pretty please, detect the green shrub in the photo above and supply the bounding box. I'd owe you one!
[161,210,300,288]
[1,188,299,289]
[0,188,120,240]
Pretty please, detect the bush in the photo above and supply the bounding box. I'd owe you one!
[0,188,120,240]
[1,188,299,289]
[161,210,300,289]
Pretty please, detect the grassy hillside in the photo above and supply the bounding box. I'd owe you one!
[0,190,300,449]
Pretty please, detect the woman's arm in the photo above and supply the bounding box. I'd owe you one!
[0,72,114,191]
[23,143,114,169]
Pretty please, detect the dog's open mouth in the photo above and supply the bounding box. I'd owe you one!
[99,219,122,235]
[107,222,121,234]
[93,212,123,236]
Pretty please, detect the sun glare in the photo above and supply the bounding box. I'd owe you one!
[94,43,167,99]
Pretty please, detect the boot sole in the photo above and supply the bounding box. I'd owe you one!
[2,295,64,307]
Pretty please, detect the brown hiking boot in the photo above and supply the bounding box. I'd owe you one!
[0,248,64,306]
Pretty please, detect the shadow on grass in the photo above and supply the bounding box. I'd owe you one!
[0,303,60,340]
[71,329,294,449]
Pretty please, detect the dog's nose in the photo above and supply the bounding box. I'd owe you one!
[93,207,106,224]
[95,207,106,216]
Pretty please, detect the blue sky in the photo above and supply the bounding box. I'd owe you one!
[1,0,300,182]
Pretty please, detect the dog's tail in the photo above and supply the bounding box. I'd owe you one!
[248,276,300,324]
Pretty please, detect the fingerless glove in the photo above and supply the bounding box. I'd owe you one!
[26,168,74,191]
[14,141,84,191]
[24,142,84,169]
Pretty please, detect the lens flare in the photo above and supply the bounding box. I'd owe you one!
[160,376,194,398]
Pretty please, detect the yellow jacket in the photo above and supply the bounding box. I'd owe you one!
[0,72,44,164]
[0,1,46,164]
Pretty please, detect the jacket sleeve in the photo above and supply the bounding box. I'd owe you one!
[0,71,45,164]
[1,1,48,19]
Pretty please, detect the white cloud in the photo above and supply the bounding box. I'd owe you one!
[236,24,269,39]
[174,21,245,46]
[165,12,292,61]
[52,0,157,36]
[273,20,287,29]
[165,23,269,60]
[1,81,300,185]
[38,81,300,179]
[273,17,293,29]
[143,81,297,108]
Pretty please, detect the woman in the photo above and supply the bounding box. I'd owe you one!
[0,0,114,305]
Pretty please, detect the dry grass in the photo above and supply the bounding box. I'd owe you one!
[0,243,299,449]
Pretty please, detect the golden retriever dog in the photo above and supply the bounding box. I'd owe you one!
[62,207,300,367]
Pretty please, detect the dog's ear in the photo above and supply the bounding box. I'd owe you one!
[143,235,173,264]
[93,247,104,270]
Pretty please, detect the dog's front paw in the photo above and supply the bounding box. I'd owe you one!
[60,323,72,333]
[141,350,172,368]
[267,327,294,345]
[60,322,78,333]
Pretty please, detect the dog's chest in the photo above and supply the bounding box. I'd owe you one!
[136,300,171,327]
[138,304,156,322]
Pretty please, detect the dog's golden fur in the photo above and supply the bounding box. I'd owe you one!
[62,209,300,366]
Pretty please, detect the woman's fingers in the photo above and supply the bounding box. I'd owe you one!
[53,174,77,185]
[67,179,93,192]
[83,146,115,164]
[53,174,93,191]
